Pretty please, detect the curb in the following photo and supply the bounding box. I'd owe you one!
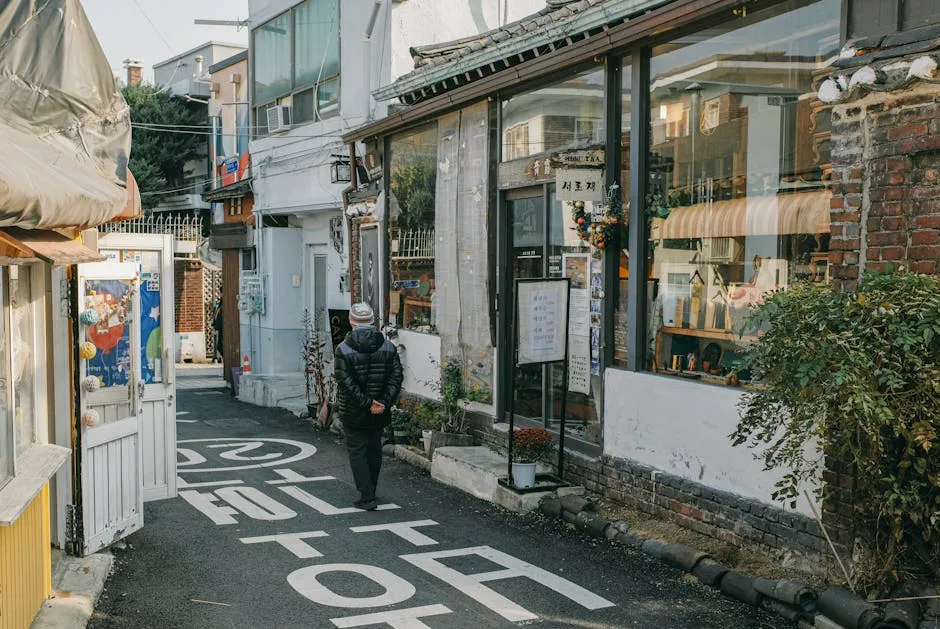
[391,444,431,473]
[31,552,113,629]
[537,496,936,629]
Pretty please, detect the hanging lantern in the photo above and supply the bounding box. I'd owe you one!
[82,409,101,427]
[80,308,100,327]
[80,342,97,360]
[82,376,101,393]
[330,159,351,183]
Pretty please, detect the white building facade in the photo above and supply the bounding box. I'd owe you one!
[240,0,545,406]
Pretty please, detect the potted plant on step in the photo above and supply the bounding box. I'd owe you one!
[423,359,488,459]
[413,402,441,455]
[301,308,336,431]
[507,428,555,489]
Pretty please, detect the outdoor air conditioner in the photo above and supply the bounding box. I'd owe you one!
[267,105,292,133]
[706,237,735,261]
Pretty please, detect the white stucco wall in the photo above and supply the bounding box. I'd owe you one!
[395,329,441,401]
[603,369,813,516]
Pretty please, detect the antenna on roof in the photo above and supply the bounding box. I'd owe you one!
[194,18,251,31]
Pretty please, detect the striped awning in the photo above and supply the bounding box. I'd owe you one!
[654,190,831,240]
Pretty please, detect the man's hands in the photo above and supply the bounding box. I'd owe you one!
[369,400,386,415]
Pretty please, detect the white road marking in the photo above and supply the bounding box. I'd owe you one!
[179,490,239,525]
[177,448,207,467]
[176,411,190,416]
[266,468,335,485]
[288,564,415,609]
[176,477,243,489]
[279,485,400,515]
[350,520,440,547]
[331,604,453,628]
[176,438,317,472]
[216,487,298,521]
[401,546,616,622]
[240,531,330,559]
[176,419,198,423]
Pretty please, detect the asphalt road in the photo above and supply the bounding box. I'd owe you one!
[89,377,794,629]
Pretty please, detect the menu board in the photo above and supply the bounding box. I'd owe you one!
[564,253,592,394]
[516,279,570,366]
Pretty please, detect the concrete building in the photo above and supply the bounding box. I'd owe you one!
[239,0,545,408]
[204,50,254,384]
[151,42,247,218]
[340,0,940,563]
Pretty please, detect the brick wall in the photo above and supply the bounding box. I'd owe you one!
[175,258,205,333]
[474,422,826,557]
[829,83,940,290]
[349,218,363,301]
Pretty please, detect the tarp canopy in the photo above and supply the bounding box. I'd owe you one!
[0,0,135,229]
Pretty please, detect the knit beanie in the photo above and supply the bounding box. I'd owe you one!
[349,302,375,327]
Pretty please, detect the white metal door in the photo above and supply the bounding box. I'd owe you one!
[98,233,177,502]
[79,262,143,555]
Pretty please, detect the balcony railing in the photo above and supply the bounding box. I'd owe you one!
[392,228,434,260]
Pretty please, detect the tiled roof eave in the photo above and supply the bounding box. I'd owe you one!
[372,0,669,103]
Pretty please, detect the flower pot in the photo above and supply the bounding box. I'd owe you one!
[422,429,433,455]
[512,462,537,489]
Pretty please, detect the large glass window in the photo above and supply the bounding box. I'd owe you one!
[0,270,11,488]
[388,123,438,333]
[501,68,606,161]
[644,0,838,385]
[11,266,35,455]
[294,0,339,88]
[614,63,632,367]
[252,0,341,134]
[252,13,291,105]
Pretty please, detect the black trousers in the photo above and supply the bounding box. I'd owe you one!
[345,424,384,502]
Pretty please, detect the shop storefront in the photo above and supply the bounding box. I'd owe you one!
[347,0,840,553]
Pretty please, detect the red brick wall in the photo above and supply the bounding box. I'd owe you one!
[829,84,940,290]
[175,259,205,333]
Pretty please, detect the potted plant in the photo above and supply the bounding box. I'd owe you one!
[390,406,415,444]
[424,359,488,458]
[301,308,336,430]
[413,402,442,455]
[507,428,555,489]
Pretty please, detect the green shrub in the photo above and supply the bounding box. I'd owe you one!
[731,270,940,592]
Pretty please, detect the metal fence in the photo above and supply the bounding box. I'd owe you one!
[100,214,203,242]
[392,228,435,260]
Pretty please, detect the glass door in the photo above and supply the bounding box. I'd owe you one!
[507,186,603,445]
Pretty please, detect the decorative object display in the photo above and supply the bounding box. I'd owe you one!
[82,409,101,427]
[79,342,97,360]
[82,376,101,393]
[570,193,622,250]
[79,308,100,327]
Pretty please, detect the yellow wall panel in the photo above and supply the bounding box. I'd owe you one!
[0,485,52,629]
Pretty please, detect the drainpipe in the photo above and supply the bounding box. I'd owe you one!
[363,0,384,122]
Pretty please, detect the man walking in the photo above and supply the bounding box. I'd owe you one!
[334,303,403,510]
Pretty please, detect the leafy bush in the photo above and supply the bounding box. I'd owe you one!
[421,358,488,434]
[731,271,940,591]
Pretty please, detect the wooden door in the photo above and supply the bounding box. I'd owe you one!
[78,262,143,555]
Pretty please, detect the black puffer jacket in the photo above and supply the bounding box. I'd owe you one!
[334,326,403,430]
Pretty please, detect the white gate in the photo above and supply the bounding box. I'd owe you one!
[78,262,143,555]
[98,233,177,502]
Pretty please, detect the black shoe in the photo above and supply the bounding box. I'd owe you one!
[354,498,378,511]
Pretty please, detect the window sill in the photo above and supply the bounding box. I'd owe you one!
[0,444,70,526]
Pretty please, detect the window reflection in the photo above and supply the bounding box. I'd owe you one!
[646,0,839,384]
[501,68,606,161]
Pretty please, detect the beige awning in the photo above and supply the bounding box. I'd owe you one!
[0,228,104,265]
[654,190,831,240]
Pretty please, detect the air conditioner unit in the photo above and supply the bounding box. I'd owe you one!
[266,105,292,133]
[706,237,734,261]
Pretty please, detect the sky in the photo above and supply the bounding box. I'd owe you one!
[81,0,250,84]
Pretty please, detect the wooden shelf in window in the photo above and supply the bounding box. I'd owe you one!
[660,326,753,343]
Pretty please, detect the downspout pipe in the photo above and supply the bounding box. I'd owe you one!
[363,0,384,122]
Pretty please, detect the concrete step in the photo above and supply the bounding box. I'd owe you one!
[430,446,558,513]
